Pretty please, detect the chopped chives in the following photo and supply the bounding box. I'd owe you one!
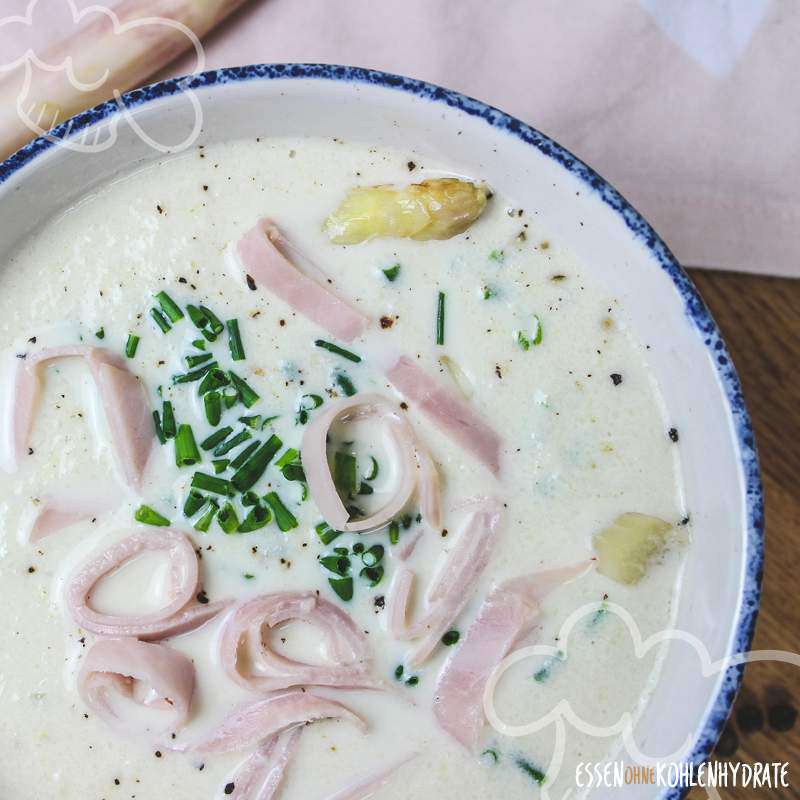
[217,502,240,534]
[394,664,404,680]
[315,521,342,545]
[162,401,176,439]
[361,544,384,567]
[134,504,171,527]
[482,285,497,300]
[231,435,282,492]
[366,456,379,481]
[335,371,357,397]
[442,630,460,646]
[264,491,298,531]
[405,674,419,687]
[186,304,209,329]
[204,390,222,426]
[357,482,373,495]
[230,440,260,470]
[200,426,233,451]
[191,338,206,350]
[191,471,234,496]
[155,291,184,323]
[435,291,445,345]
[125,333,140,358]
[296,394,323,425]
[238,504,271,533]
[532,314,543,346]
[320,555,351,576]
[183,489,206,517]
[239,414,262,429]
[213,428,252,457]
[261,415,279,429]
[212,459,229,474]
[516,330,531,351]
[175,424,201,467]
[275,448,299,468]
[382,263,400,282]
[314,339,362,363]
[150,308,172,334]
[186,352,213,368]
[282,463,306,482]
[200,305,224,336]
[227,319,245,361]
[222,386,239,408]
[241,490,260,507]
[95,327,105,340]
[172,361,216,385]
[515,757,546,786]
[152,410,166,445]
[388,520,400,545]
[360,564,384,586]
[333,452,357,497]
[329,576,353,601]
[198,368,230,396]
[193,498,219,532]
[228,370,260,408]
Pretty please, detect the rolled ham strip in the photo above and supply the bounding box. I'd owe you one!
[77,637,194,739]
[320,752,419,800]
[24,486,120,543]
[433,562,590,751]
[10,345,152,488]
[384,355,502,475]
[66,529,229,640]
[302,393,441,533]
[190,691,366,754]
[237,220,369,343]
[386,497,503,667]
[221,728,301,800]
[219,592,378,693]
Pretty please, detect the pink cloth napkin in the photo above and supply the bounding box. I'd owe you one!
[2,0,797,277]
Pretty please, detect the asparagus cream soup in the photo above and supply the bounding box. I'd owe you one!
[0,137,687,799]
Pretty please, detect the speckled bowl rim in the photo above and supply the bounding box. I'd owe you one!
[0,64,763,798]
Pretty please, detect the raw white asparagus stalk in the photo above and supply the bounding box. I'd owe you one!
[0,0,248,160]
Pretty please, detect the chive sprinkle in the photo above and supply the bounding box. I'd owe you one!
[186,304,209,330]
[315,521,342,545]
[172,361,216,385]
[212,459,230,474]
[134,504,171,527]
[227,319,245,361]
[155,291,184,323]
[231,435,282,492]
[532,314,543,346]
[200,305,224,336]
[162,401,176,439]
[320,555,350,576]
[229,440,259,470]
[241,490,260,506]
[275,448,299,469]
[152,411,166,445]
[329,576,353,601]
[191,338,206,350]
[282,463,306,482]
[191,471,234,496]
[150,308,172,334]
[388,520,400,545]
[361,544,384,568]
[228,371,260,408]
[95,327,105,340]
[442,630,460,646]
[204,390,222,426]
[238,503,271,533]
[125,334,140,358]
[515,757,546,786]
[217,502,240,534]
[198,368,230,396]
[335,371,357,397]
[264,492,298,531]
[175,424,201,467]
[314,339,361,363]
[200,426,233,451]
[435,291,445,345]
[366,456,379,481]
[193,498,219,532]
[238,414,262,429]
[186,352,213,368]
[382,264,400,282]
[213,428,252,457]
[183,489,206,518]
[333,452,357,498]
[222,386,239,408]
[360,565,384,586]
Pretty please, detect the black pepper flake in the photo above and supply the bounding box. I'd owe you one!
[178,277,187,284]
[379,315,394,329]
[114,778,120,786]
[679,515,690,526]
[374,595,385,609]
[154,750,162,758]
[668,427,679,442]
[202,184,209,192]
[246,274,257,291]
[196,590,209,605]
[28,336,37,343]
[27,566,35,573]
[156,204,164,215]
[399,401,408,411]
[224,782,235,795]
[610,373,623,386]
[407,160,416,171]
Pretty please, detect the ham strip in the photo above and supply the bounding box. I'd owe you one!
[384,355,501,475]
[25,486,119,543]
[66,529,229,640]
[302,393,441,533]
[222,728,301,800]
[433,562,590,751]
[237,220,369,343]
[320,752,419,800]
[219,592,378,693]
[189,691,366,754]
[10,345,151,487]
[386,498,503,667]
[77,637,194,739]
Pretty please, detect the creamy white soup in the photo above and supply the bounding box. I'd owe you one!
[0,137,687,800]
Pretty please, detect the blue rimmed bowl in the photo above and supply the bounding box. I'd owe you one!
[0,64,762,799]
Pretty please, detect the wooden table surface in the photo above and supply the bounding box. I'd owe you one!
[684,270,799,799]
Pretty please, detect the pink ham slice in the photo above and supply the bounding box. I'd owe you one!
[237,219,369,343]
[385,497,503,668]
[384,355,502,475]
[320,752,419,800]
[11,345,152,488]
[66,529,230,640]
[25,486,120,543]
[433,562,590,751]
[77,637,194,739]
[189,690,366,754]
[223,728,301,800]
[302,393,441,533]
[219,592,378,693]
